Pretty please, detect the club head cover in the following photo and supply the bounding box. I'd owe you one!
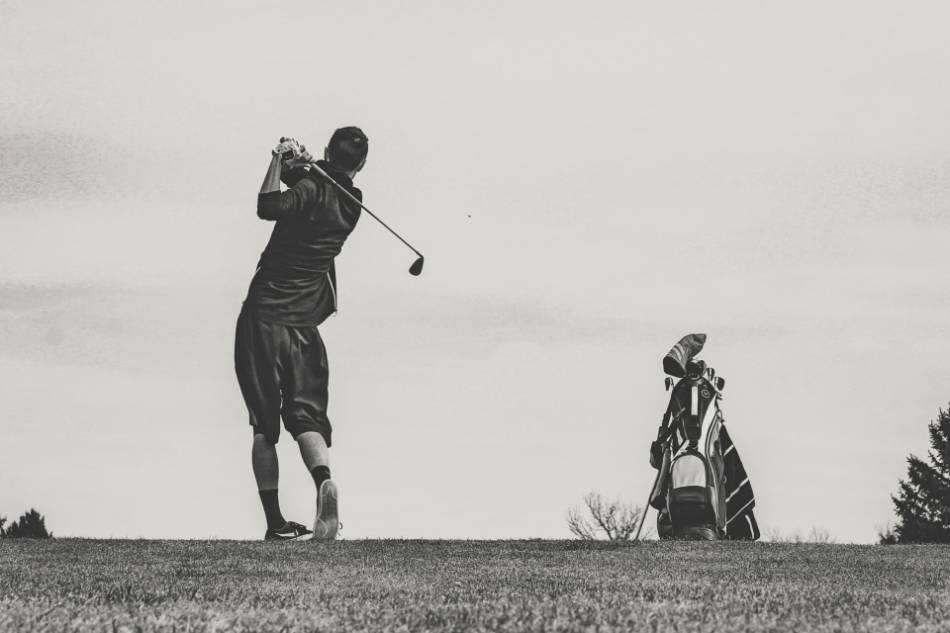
[663,333,707,377]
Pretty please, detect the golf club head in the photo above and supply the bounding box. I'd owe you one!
[409,256,424,276]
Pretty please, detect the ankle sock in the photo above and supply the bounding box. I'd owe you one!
[258,489,286,529]
[310,465,331,491]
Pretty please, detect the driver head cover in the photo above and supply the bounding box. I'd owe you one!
[663,333,707,378]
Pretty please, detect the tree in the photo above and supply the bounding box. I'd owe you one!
[567,492,645,541]
[1,509,52,539]
[889,405,950,543]
[0,516,6,537]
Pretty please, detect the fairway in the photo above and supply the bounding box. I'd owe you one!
[1,540,948,632]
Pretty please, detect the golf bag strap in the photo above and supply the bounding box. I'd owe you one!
[657,406,677,443]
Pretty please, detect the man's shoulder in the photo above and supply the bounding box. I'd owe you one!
[304,170,363,202]
[293,174,322,192]
[284,175,327,206]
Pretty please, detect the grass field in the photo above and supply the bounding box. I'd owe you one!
[1,540,948,632]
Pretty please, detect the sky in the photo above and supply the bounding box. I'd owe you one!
[2,0,949,542]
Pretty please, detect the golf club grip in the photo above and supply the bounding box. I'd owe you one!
[307,164,422,258]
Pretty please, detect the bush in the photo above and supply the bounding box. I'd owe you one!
[1,509,52,538]
[877,524,898,545]
[763,527,836,543]
[566,492,646,541]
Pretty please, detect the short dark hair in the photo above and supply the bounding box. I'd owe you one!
[328,126,368,171]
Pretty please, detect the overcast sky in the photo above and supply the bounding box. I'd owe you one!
[2,1,949,542]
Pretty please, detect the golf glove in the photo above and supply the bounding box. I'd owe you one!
[273,137,302,159]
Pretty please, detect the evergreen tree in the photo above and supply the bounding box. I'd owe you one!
[890,406,950,543]
[1,509,52,539]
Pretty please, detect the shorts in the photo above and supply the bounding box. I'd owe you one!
[234,310,332,446]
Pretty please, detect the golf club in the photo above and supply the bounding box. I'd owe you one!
[305,163,425,276]
[633,469,659,542]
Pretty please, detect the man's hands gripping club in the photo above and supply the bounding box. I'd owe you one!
[260,137,316,194]
[273,137,318,170]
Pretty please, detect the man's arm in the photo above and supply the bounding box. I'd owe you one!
[260,154,283,194]
[257,140,326,221]
[257,169,322,221]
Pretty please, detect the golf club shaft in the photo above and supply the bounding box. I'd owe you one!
[306,163,422,259]
[633,470,659,542]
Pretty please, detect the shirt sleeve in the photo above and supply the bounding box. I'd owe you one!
[257,178,321,221]
[280,167,307,188]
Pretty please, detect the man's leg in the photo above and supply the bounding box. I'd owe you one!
[296,430,331,489]
[236,313,311,539]
[292,428,338,542]
[252,434,285,530]
[283,325,337,539]
[296,430,337,539]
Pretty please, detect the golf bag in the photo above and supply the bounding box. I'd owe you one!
[648,334,760,540]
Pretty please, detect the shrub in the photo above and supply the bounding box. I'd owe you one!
[566,492,645,541]
[1,509,52,538]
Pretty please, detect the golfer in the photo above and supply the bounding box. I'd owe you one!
[235,127,368,540]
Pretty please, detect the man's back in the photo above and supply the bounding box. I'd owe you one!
[243,163,362,326]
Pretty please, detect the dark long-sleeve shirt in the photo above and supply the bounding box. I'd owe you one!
[242,162,362,326]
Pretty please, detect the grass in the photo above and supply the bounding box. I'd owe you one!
[1,539,948,632]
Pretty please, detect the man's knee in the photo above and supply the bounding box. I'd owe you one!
[288,422,331,448]
[253,429,279,446]
[293,429,327,446]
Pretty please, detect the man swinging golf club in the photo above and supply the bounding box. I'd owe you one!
[235,127,368,541]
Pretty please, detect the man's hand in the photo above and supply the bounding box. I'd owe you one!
[262,136,317,195]
[288,144,317,168]
[273,137,301,160]
[274,136,317,169]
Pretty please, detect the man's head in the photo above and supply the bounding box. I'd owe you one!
[325,126,368,176]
